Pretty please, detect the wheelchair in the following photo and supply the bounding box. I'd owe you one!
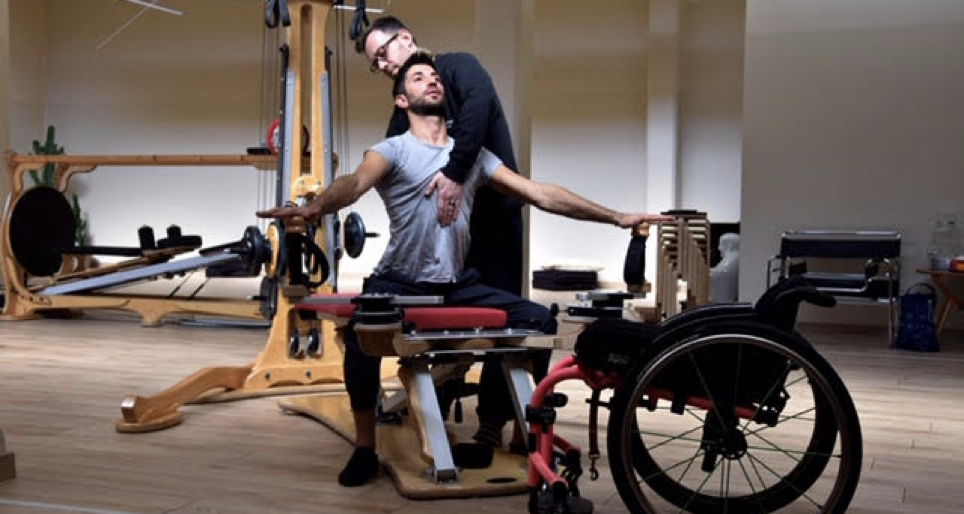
[526,276,863,514]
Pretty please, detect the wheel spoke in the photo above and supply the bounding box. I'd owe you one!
[747,450,769,492]
[725,460,733,514]
[639,449,705,483]
[688,352,728,428]
[748,452,825,509]
[686,407,707,424]
[680,455,722,514]
[676,447,703,485]
[635,429,712,447]
[644,424,706,452]
[721,459,730,509]
[736,458,768,514]
[746,429,841,459]
[733,344,744,420]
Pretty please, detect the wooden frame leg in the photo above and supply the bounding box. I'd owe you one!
[935,297,955,335]
[116,306,346,433]
[930,276,963,335]
[397,359,459,483]
[117,366,252,433]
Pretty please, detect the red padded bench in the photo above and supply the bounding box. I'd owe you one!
[296,293,508,331]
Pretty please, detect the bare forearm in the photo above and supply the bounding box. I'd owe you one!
[306,175,362,218]
[535,183,620,226]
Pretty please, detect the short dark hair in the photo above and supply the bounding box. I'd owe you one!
[392,50,437,97]
[354,16,411,54]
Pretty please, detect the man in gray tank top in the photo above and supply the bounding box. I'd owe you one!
[368,131,499,283]
[259,51,672,487]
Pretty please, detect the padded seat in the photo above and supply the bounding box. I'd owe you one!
[297,294,508,331]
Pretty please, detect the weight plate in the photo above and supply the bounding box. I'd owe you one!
[265,118,310,156]
[258,276,278,319]
[343,211,366,259]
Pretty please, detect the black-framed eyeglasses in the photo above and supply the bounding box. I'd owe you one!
[368,33,399,73]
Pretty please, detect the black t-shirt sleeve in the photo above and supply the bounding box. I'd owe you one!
[385,106,409,138]
[438,53,499,184]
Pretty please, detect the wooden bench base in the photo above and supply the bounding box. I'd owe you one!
[279,394,528,499]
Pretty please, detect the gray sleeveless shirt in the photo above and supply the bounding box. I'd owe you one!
[368,132,502,283]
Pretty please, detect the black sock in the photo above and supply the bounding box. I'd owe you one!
[338,446,379,487]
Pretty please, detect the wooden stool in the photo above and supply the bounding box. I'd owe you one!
[281,295,546,498]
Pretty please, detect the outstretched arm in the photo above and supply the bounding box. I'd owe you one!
[488,165,673,227]
[256,150,390,222]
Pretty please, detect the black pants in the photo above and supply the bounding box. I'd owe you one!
[343,269,554,426]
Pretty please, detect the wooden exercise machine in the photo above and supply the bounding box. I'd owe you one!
[112,0,353,433]
[1,153,283,325]
[654,211,710,318]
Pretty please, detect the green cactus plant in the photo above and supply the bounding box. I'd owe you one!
[71,194,87,248]
[29,125,64,188]
[28,125,87,246]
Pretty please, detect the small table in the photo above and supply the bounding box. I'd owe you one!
[916,269,964,334]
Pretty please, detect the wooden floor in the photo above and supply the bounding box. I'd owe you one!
[1,313,963,514]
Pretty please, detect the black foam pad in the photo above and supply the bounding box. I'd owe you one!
[623,235,647,289]
[9,186,75,276]
[156,235,202,249]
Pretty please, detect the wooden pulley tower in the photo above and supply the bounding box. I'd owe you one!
[116,0,353,433]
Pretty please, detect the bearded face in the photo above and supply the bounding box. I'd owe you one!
[406,90,445,116]
[400,63,446,117]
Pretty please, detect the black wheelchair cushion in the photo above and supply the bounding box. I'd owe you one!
[575,317,660,372]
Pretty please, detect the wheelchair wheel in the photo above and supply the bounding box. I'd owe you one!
[607,322,861,514]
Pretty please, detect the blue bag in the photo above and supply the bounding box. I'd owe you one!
[895,283,939,352]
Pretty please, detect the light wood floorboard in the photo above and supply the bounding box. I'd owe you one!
[1,314,962,514]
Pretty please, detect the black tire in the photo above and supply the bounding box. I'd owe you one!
[607,321,862,514]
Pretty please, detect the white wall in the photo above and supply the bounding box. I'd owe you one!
[529,0,650,282]
[741,0,964,326]
[36,0,265,253]
[679,0,745,223]
[6,0,746,293]
[529,0,745,283]
[7,0,44,157]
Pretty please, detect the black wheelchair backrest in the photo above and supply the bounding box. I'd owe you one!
[755,275,836,332]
